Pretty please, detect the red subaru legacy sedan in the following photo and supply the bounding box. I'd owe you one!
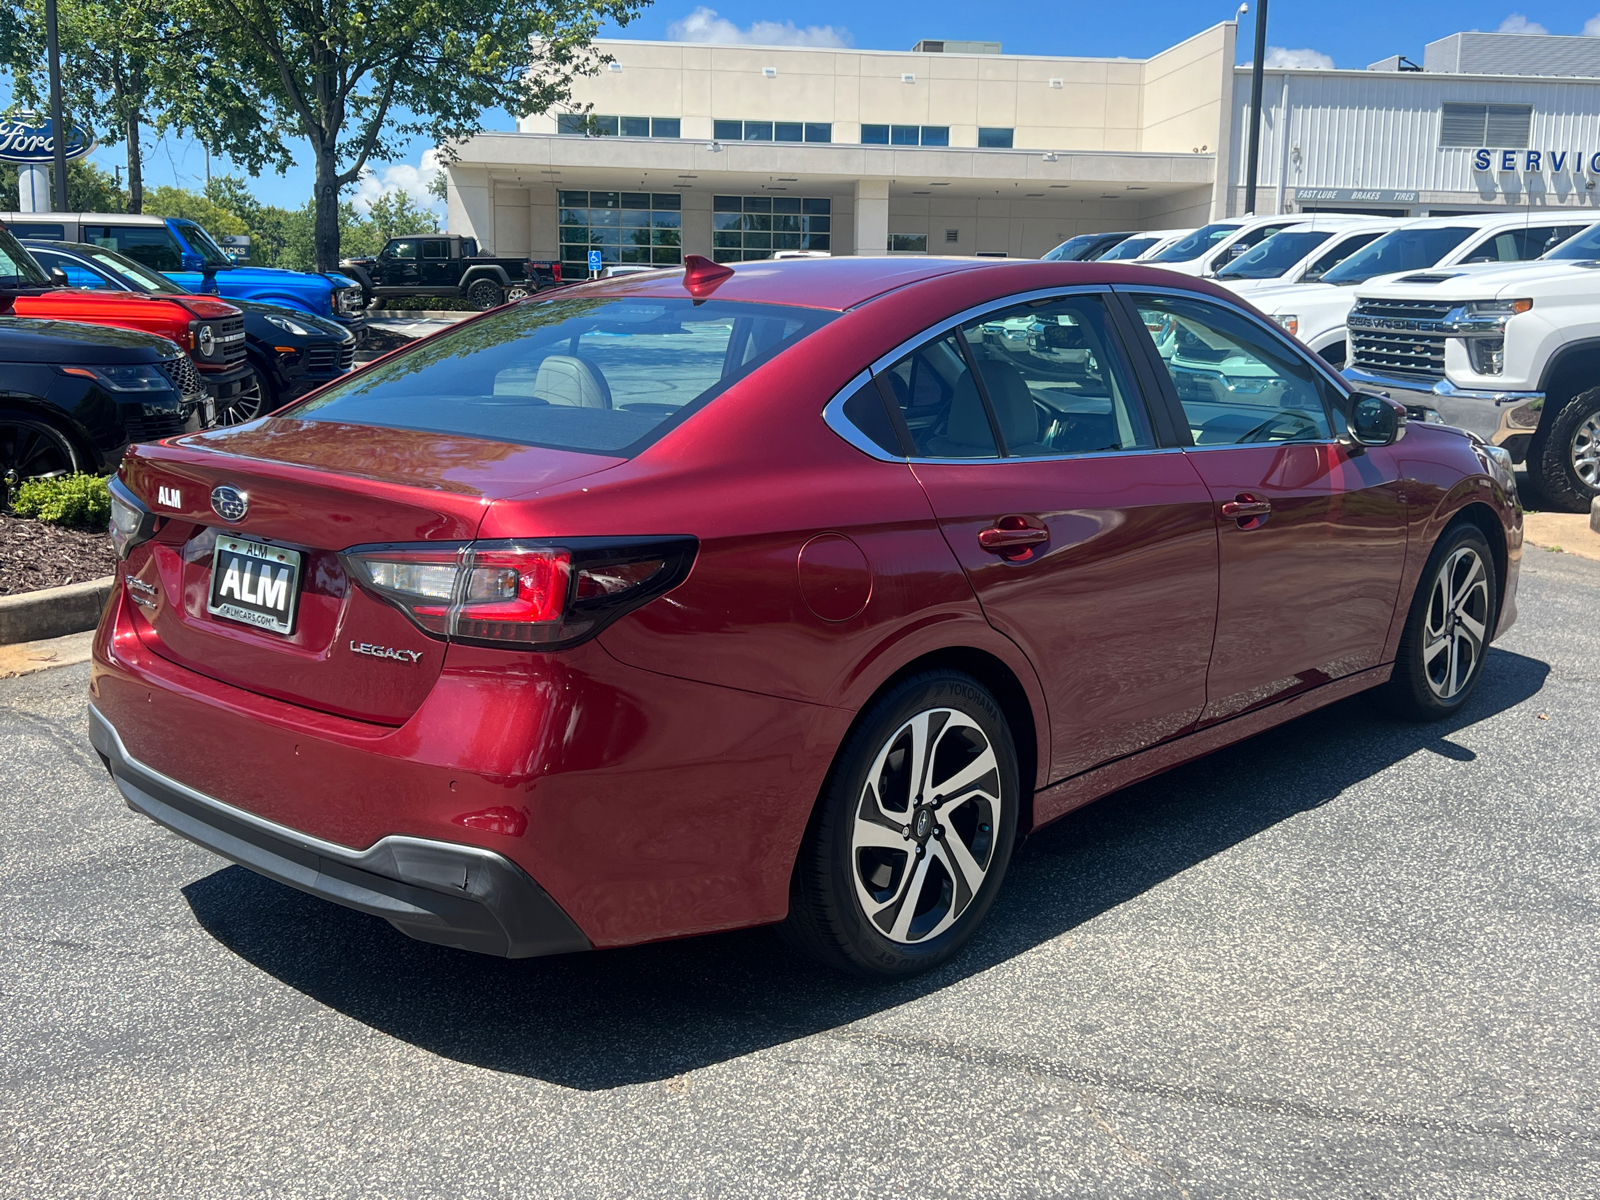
[89,255,1521,978]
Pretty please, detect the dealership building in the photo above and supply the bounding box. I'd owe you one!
[442,24,1600,268]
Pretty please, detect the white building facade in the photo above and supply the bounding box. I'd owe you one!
[443,26,1237,270]
[443,25,1600,265]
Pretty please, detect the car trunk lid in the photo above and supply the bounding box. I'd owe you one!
[117,419,624,724]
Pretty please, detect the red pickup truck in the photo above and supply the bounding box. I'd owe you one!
[2,227,254,422]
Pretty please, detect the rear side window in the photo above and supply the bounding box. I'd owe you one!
[290,298,833,455]
[82,224,184,272]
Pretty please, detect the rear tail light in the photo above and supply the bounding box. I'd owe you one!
[343,537,696,649]
[108,476,160,559]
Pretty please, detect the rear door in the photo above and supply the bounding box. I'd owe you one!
[420,238,453,290]
[890,289,1220,781]
[1119,289,1409,723]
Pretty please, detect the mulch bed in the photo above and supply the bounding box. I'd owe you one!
[0,515,118,597]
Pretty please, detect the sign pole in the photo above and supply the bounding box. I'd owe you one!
[1244,0,1269,215]
[44,0,69,213]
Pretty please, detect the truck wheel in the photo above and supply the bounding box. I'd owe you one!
[1526,386,1600,513]
[466,279,504,311]
[0,411,82,485]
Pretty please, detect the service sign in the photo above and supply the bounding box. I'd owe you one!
[0,115,94,163]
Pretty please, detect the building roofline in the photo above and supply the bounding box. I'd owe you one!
[1231,63,1600,83]
[592,23,1235,66]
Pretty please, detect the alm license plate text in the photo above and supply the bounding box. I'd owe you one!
[207,536,302,635]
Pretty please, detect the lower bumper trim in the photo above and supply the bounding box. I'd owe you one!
[88,705,591,959]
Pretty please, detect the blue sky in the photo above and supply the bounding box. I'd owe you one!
[10,1,1600,211]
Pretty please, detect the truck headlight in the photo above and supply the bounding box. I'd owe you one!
[1272,314,1299,337]
[197,325,216,356]
[1466,299,1533,316]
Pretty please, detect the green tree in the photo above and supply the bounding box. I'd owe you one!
[157,0,646,272]
[1,0,169,211]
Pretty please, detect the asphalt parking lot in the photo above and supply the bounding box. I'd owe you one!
[2,546,1597,1200]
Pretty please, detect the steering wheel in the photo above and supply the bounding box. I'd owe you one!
[1237,409,1321,444]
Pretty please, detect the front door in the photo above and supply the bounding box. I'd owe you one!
[887,291,1220,780]
[380,239,421,290]
[1122,290,1410,722]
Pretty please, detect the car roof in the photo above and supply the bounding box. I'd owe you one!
[539,255,1229,313]
[1,212,172,226]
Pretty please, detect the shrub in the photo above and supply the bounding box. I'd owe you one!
[9,474,112,528]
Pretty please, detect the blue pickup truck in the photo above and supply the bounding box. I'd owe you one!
[0,211,367,334]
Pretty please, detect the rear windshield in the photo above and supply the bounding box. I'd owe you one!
[1213,230,1332,279]
[289,296,834,455]
[1319,227,1473,284]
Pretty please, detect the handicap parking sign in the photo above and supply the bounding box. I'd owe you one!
[588,250,603,273]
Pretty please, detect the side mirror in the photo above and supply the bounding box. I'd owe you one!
[48,267,70,287]
[1350,392,1407,446]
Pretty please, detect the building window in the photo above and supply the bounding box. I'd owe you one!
[978,127,1014,149]
[713,195,832,262]
[559,191,683,272]
[890,233,928,253]
[713,120,832,143]
[862,125,951,146]
[557,114,680,138]
[1440,103,1531,148]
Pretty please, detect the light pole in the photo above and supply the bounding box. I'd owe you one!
[1243,0,1269,215]
[44,0,69,212]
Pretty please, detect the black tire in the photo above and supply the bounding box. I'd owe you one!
[0,410,82,486]
[1526,386,1600,513]
[217,364,274,427]
[1377,522,1498,721]
[466,278,505,311]
[782,670,1020,979]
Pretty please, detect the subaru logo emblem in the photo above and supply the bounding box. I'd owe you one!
[211,485,249,523]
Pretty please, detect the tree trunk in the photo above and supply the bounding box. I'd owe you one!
[125,109,143,214]
[314,143,340,273]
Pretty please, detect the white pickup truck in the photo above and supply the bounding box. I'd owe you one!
[1139,213,1354,277]
[1246,212,1593,370]
[1343,220,1600,512]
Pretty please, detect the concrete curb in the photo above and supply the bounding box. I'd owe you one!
[0,576,114,645]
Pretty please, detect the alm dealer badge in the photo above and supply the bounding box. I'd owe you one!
[207,536,302,635]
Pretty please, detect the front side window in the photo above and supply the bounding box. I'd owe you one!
[1319,227,1474,284]
[1130,294,1335,446]
[961,296,1153,457]
[1041,234,1102,262]
[82,224,185,272]
[36,253,114,289]
[1150,223,1241,264]
[1465,224,1582,263]
[172,221,233,266]
[291,298,833,456]
[1097,236,1159,261]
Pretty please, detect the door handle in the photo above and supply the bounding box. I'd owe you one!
[1220,493,1272,529]
[978,515,1049,558]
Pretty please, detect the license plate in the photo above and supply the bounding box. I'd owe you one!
[207,536,302,635]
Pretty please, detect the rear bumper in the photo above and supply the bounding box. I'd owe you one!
[89,703,591,959]
[1343,367,1543,459]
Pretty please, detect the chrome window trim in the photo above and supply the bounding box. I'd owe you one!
[822,369,904,462]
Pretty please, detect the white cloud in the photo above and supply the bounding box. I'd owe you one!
[666,6,852,48]
[352,148,445,215]
[1498,13,1550,34]
[1263,46,1335,69]
[1584,12,1600,35]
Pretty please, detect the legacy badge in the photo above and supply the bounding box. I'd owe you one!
[350,641,424,664]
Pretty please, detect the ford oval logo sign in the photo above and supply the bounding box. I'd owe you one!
[211,485,249,523]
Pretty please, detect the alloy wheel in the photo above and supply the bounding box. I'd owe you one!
[1571,410,1600,489]
[0,419,77,483]
[217,370,269,427]
[1422,546,1491,701]
[850,708,1001,944]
